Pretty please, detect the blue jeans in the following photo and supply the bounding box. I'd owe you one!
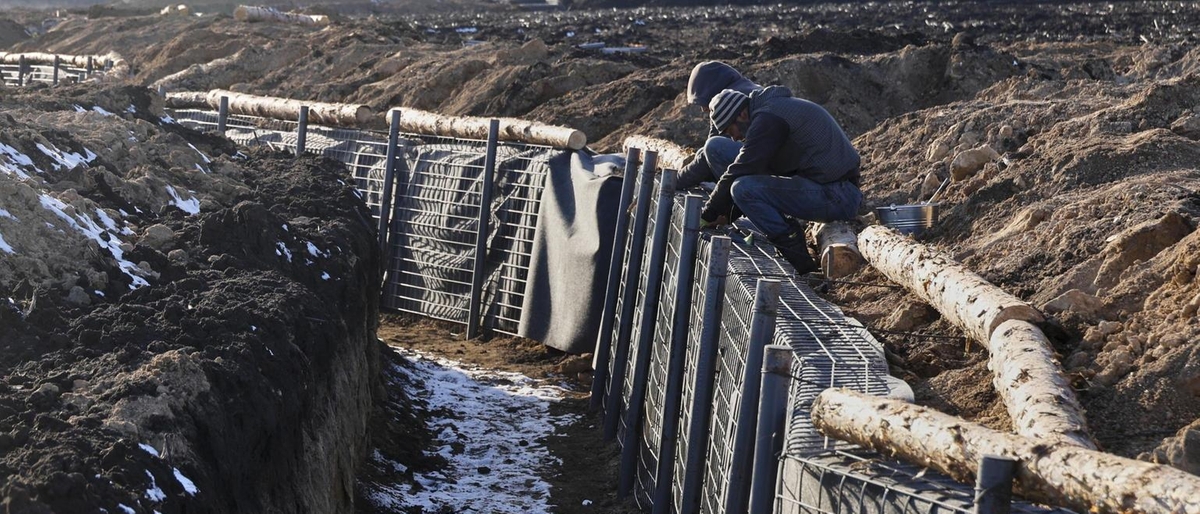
[702,136,862,237]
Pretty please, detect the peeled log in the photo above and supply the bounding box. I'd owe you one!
[809,221,863,279]
[990,320,1095,448]
[164,91,209,109]
[623,135,692,170]
[1,52,105,68]
[208,90,373,127]
[233,5,330,26]
[387,108,586,150]
[858,225,1043,344]
[811,389,1200,514]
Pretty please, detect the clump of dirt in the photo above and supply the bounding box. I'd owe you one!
[0,84,386,513]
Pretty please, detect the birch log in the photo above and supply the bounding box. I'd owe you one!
[1,52,101,68]
[164,91,209,108]
[209,90,372,127]
[990,320,1095,449]
[858,225,1043,343]
[810,221,863,279]
[811,389,1200,514]
[233,5,330,26]
[386,108,586,150]
[623,135,692,170]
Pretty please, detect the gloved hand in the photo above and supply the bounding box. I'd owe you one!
[699,215,729,230]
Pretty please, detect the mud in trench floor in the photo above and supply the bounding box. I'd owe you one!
[361,315,640,514]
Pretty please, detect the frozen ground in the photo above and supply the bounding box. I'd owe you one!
[364,348,579,513]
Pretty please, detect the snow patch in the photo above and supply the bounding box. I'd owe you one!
[73,104,87,113]
[364,348,572,514]
[160,114,176,124]
[36,142,96,170]
[93,106,114,116]
[174,467,199,495]
[0,232,13,254]
[118,504,135,514]
[138,443,160,457]
[165,185,200,215]
[321,271,330,280]
[126,104,137,114]
[38,194,148,288]
[0,142,36,179]
[187,143,211,163]
[275,242,293,262]
[145,470,166,502]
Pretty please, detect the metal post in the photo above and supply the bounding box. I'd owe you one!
[618,168,677,498]
[590,147,641,411]
[651,194,703,514]
[296,106,310,157]
[86,56,94,78]
[724,279,781,514]
[974,455,1016,514]
[748,345,792,514]
[217,95,229,134]
[680,236,731,514]
[377,111,401,249]
[52,55,59,86]
[17,55,25,87]
[604,150,658,441]
[466,119,500,340]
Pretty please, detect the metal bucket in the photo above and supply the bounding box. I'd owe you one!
[876,203,938,235]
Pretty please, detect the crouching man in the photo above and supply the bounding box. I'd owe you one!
[677,87,862,274]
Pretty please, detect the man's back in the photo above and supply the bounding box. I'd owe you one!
[749,86,860,184]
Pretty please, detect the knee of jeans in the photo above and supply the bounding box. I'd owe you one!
[702,136,740,159]
[730,176,762,204]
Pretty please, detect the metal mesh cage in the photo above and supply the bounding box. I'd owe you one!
[168,108,551,336]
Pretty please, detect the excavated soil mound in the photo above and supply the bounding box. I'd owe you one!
[0,85,386,513]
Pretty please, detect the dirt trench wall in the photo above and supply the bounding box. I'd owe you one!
[0,85,383,513]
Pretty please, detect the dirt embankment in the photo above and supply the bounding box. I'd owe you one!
[0,85,387,513]
[843,41,1200,465]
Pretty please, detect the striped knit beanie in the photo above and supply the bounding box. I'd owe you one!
[709,89,749,134]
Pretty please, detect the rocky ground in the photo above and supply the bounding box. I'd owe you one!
[3,0,1200,511]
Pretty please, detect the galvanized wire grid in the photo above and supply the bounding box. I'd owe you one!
[634,196,689,508]
[723,231,891,456]
[670,230,717,514]
[0,63,90,86]
[775,450,1072,514]
[605,166,648,424]
[167,108,550,336]
[616,173,662,455]
[699,238,762,514]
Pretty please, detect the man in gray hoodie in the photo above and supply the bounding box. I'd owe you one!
[680,87,862,274]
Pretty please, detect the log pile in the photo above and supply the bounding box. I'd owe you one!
[166,90,373,127]
[623,135,693,170]
[386,108,587,150]
[858,225,1093,448]
[812,389,1200,514]
[233,5,330,26]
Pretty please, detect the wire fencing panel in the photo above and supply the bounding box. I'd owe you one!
[0,63,91,86]
[168,108,550,336]
[634,196,689,508]
[775,451,1071,514]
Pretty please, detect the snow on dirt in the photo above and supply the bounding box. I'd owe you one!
[364,347,574,513]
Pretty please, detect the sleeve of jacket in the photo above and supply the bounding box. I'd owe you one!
[701,113,789,222]
[675,148,715,191]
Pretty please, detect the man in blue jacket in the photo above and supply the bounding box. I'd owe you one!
[679,87,862,274]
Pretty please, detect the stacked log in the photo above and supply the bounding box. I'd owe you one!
[0,51,129,81]
[858,225,1093,448]
[623,135,692,171]
[989,320,1094,448]
[858,225,1044,343]
[812,389,1200,514]
[166,90,372,127]
[233,5,330,26]
[386,108,586,150]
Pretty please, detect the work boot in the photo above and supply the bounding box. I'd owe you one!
[769,230,819,275]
